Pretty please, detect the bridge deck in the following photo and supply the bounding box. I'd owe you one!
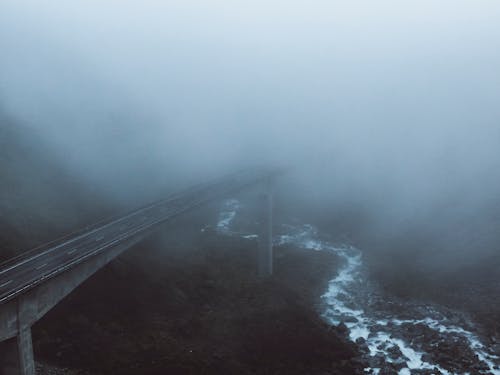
[0,168,275,305]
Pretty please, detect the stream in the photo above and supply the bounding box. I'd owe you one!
[217,199,500,375]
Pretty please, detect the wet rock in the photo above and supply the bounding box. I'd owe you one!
[355,337,370,353]
[492,343,500,354]
[368,353,385,368]
[343,316,359,323]
[411,369,442,375]
[378,363,398,375]
[470,361,491,372]
[390,358,407,371]
[337,322,349,334]
[370,324,387,333]
[355,337,366,345]
[421,353,433,363]
[386,345,403,360]
[376,342,388,351]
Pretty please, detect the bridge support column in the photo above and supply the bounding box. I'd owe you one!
[258,177,273,277]
[16,326,35,375]
[16,296,36,375]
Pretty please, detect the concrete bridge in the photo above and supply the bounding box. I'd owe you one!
[0,168,279,375]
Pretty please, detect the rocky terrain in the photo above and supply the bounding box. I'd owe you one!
[31,223,365,374]
[274,222,500,374]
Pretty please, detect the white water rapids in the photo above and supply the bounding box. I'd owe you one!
[216,199,500,375]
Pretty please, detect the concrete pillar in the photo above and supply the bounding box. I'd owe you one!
[258,177,273,277]
[16,327,34,375]
[15,297,35,375]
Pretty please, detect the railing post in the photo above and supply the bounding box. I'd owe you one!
[258,176,273,277]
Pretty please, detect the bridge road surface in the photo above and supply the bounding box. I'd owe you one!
[0,168,277,305]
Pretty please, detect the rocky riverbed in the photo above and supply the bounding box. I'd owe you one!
[279,223,500,374]
[222,199,500,375]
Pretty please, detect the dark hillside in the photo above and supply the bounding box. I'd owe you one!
[0,111,111,261]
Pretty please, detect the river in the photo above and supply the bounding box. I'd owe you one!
[217,199,500,375]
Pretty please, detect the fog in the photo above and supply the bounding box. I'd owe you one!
[1,1,500,265]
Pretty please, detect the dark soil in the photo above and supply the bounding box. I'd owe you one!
[32,227,366,375]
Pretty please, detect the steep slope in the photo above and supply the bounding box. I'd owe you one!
[0,111,109,261]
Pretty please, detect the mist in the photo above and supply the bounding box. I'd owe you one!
[3,2,500,373]
[1,0,500,262]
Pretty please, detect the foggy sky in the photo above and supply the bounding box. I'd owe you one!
[1,0,500,242]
